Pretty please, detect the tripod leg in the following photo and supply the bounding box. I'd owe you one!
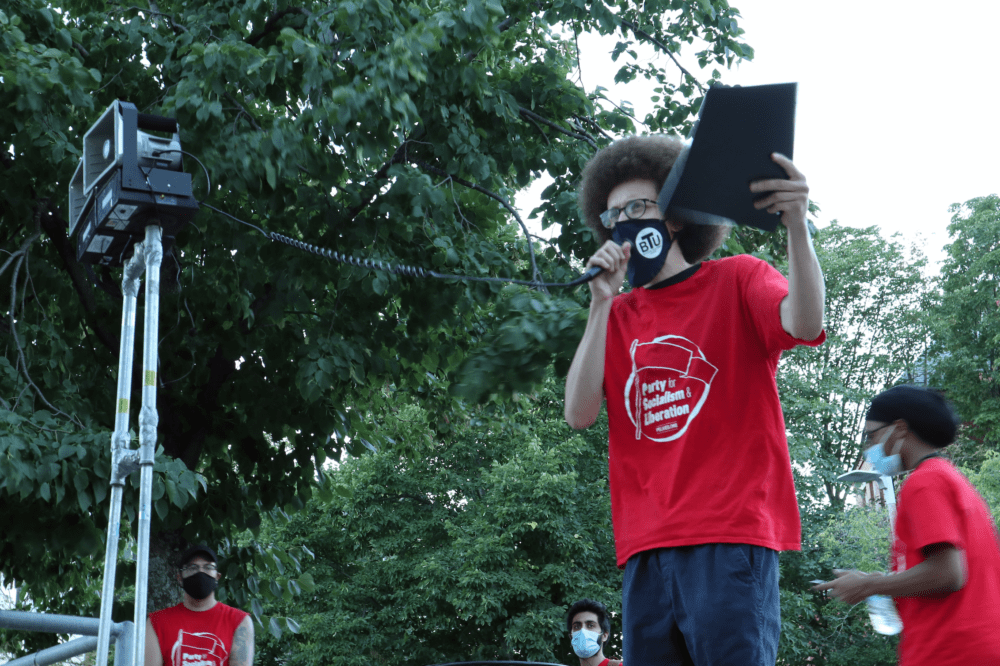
[96,241,146,666]
[133,225,163,666]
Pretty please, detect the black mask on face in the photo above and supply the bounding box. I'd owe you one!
[611,219,672,287]
[182,572,219,600]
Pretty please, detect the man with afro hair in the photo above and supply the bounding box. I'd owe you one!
[564,134,825,665]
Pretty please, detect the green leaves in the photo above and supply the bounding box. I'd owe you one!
[2,0,753,642]
[249,379,621,666]
[930,195,1000,467]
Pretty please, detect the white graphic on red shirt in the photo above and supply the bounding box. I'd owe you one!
[170,630,228,666]
[624,335,718,442]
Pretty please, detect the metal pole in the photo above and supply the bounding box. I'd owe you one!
[112,620,136,666]
[95,243,146,666]
[0,610,128,638]
[132,224,162,666]
[4,636,99,666]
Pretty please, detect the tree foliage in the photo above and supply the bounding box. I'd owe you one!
[250,380,622,666]
[1,0,752,644]
[930,194,1000,468]
[778,222,929,509]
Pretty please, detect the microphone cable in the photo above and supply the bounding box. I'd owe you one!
[201,202,603,289]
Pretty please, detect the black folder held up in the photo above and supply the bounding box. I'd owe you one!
[656,82,797,232]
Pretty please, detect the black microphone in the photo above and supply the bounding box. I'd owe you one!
[582,265,604,281]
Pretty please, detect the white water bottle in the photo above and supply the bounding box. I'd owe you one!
[866,594,902,635]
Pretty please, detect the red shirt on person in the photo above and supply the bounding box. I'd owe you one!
[604,255,824,566]
[149,602,248,666]
[891,457,1000,665]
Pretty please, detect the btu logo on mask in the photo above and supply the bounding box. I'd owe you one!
[635,228,663,258]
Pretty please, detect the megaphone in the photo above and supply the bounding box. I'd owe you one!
[82,102,183,195]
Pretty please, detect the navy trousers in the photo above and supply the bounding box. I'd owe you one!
[622,544,780,666]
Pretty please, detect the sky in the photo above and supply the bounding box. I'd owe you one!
[522,0,1000,272]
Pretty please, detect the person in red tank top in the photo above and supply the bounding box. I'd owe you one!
[566,599,623,666]
[814,386,1000,665]
[145,544,254,666]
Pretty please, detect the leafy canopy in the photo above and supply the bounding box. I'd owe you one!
[0,0,752,633]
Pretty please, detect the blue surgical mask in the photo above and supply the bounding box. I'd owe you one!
[611,219,671,288]
[864,426,902,477]
[571,628,602,658]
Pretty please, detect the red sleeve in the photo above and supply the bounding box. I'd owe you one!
[738,256,825,353]
[903,477,967,552]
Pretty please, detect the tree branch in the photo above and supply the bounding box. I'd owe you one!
[343,140,411,224]
[223,91,263,132]
[38,202,120,354]
[521,114,549,145]
[463,16,521,60]
[110,5,188,33]
[518,107,597,149]
[7,210,83,427]
[246,8,312,47]
[620,19,705,93]
[410,159,540,284]
[573,114,614,141]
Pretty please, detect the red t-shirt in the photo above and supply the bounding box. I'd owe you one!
[891,458,1000,665]
[604,255,824,566]
[149,602,249,666]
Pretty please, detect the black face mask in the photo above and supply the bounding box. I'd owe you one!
[611,219,672,288]
[182,572,219,600]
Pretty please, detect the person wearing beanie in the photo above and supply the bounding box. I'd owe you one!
[814,385,1000,665]
[566,599,623,666]
[564,135,825,665]
[145,544,254,666]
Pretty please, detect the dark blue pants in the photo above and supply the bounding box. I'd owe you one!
[622,544,780,666]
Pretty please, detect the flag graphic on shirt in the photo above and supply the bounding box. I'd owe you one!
[170,630,228,666]
[624,335,718,442]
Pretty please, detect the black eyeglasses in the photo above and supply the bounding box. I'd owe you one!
[599,198,660,229]
[861,424,891,444]
[180,563,218,575]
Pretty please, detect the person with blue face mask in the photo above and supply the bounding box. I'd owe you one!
[566,599,622,666]
[813,386,1000,666]
[564,135,825,666]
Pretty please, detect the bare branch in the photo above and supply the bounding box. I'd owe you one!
[573,114,614,141]
[518,107,597,149]
[620,19,705,93]
[247,7,312,46]
[7,214,83,428]
[410,159,540,284]
[594,91,648,129]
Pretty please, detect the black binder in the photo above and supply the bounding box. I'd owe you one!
[656,82,797,232]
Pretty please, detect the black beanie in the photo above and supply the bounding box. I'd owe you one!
[866,386,959,448]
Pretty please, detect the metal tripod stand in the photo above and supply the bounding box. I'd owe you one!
[94,223,164,666]
[1,226,162,666]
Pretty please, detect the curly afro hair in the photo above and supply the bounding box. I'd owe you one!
[578,135,730,264]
